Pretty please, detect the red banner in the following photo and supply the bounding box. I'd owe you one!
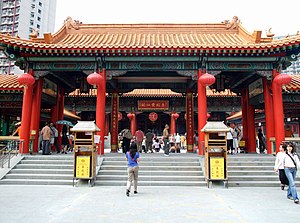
[111,93,119,151]
[138,100,169,110]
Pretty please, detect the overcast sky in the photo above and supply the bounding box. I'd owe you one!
[55,0,300,37]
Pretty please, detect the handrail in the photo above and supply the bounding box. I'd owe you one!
[0,136,21,168]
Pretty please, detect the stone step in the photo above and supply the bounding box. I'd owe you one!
[96,175,204,181]
[0,179,73,185]
[228,170,276,176]
[228,162,275,166]
[10,169,73,174]
[102,161,200,166]
[228,181,300,187]
[95,180,207,186]
[102,157,200,162]
[23,155,73,160]
[14,164,73,169]
[20,160,73,165]
[4,174,73,180]
[100,165,202,171]
[227,175,279,181]
[98,170,203,176]
[227,166,273,170]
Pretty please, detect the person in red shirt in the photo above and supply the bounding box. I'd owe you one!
[135,129,144,153]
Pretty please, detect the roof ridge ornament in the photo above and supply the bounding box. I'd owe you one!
[225,16,239,29]
[266,28,275,37]
[29,29,39,39]
[64,16,82,30]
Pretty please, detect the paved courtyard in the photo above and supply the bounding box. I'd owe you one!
[0,185,299,223]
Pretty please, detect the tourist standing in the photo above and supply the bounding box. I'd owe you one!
[163,124,170,156]
[283,144,299,204]
[175,133,181,153]
[274,143,289,190]
[257,128,266,154]
[226,123,234,155]
[120,128,132,154]
[145,129,154,153]
[125,143,140,197]
[41,122,51,155]
[61,125,69,154]
[50,123,60,153]
[135,129,144,153]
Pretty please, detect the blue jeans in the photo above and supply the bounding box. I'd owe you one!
[284,167,299,200]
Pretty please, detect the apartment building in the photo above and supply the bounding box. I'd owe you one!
[0,0,57,74]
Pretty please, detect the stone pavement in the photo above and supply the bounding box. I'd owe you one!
[0,185,299,223]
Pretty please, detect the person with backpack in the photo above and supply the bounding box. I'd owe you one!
[120,128,132,154]
[125,142,140,197]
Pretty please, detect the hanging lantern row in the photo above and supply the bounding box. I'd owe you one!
[87,72,103,85]
[172,113,179,119]
[127,113,134,120]
[17,73,35,86]
[198,72,216,86]
[149,112,158,122]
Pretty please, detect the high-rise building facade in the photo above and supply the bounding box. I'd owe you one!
[0,0,57,74]
[284,57,300,75]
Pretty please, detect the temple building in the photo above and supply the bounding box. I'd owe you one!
[0,16,300,155]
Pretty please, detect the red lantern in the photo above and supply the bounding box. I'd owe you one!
[127,113,134,119]
[118,112,122,121]
[173,113,179,119]
[87,72,103,86]
[149,112,158,122]
[273,74,292,85]
[17,73,35,86]
[199,73,216,86]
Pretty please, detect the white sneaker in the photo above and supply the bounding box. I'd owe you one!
[164,154,169,157]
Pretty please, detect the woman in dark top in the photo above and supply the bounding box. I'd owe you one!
[61,125,69,154]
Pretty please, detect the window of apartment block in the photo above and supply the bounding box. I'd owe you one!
[30,20,34,26]
[37,17,41,21]
[38,9,41,14]
[39,2,42,6]
[37,24,40,29]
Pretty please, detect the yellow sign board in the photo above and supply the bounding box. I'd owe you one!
[210,157,225,180]
[76,156,90,178]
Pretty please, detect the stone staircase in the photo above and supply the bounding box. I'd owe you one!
[0,153,299,187]
[227,154,300,187]
[95,154,206,186]
[0,155,74,185]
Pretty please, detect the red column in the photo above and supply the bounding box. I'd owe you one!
[18,72,35,154]
[170,113,175,135]
[30,78,43,153]
[51,104,58,123]
[247,105,256,153]
[186,91,194,152]
[111,92,119,152]
[241,88,249,148]
[272,70,292,152]
[263,77,274,154]
[96,69,106,155]
[128,113,136,136]
[57,88,65,146]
